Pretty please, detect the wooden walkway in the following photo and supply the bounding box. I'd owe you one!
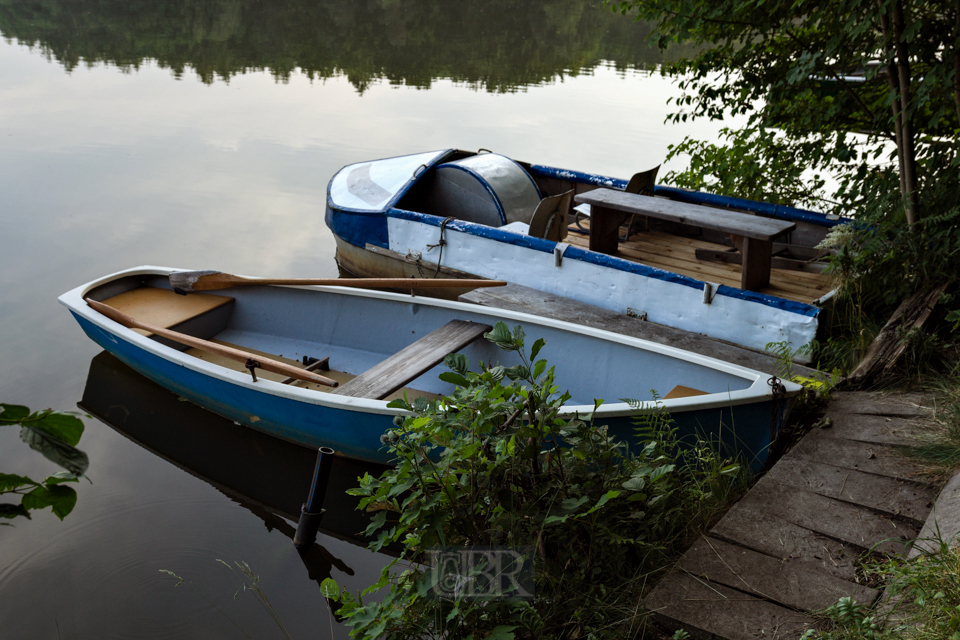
[643,391,939,639]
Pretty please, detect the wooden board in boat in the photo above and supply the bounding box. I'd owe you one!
[566,225,834,304]
[101,288,234,336]
[334,320,491,400]
[185,340,441,403]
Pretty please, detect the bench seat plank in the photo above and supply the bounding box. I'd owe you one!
[334,320,492,400]
[574,189,796,240]
[574,189,796,290]
[101,287,234,336]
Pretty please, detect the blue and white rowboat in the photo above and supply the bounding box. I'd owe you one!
[325,150,848,362]
[60,266,801,468]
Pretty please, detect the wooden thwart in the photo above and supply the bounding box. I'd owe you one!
[334,320,492,400]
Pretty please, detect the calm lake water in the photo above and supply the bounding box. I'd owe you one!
[0,2,730,637]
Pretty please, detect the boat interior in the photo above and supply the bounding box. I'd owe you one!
[82,274,747,404]
[394,150,836,306]
[84,275,445,403]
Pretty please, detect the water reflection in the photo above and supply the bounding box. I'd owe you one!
[79,351,391,634]
[81,349,387,542]
[0,0,673,91]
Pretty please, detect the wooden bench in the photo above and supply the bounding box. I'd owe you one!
[334,320,492,400]
[573,188,797,291]
[101,287,235,337]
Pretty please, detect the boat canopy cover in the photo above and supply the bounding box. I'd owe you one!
[427,154,541,227]
[329,150,447,212]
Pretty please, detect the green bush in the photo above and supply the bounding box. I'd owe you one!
[326,323,749,639]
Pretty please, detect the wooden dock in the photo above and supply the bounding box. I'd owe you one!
[643,391,939,639]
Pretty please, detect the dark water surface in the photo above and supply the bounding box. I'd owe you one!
[0,2,728,637]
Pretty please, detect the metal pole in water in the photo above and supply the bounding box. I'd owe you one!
[293,446,335,549]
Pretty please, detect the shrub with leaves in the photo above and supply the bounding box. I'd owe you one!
[0,403,89,522]
[326,322,749,639]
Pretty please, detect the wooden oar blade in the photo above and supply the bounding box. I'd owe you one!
[169,270,233,294]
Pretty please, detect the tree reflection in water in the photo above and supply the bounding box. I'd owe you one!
[0,0,684,92]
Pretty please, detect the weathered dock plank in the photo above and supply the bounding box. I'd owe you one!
[644,569,817,640]
[459,282,821,377]
[788,428,927,482]
[737,478,918,555]
[711,503,861,582]
[678,536,879,612]
[820,412,936,448]
[909,471,960,558]
[762,457,935,522]
[645,392,938,639]
[826,392,933,418]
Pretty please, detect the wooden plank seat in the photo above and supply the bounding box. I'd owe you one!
[334,320,492,400]
[573,188,797,291]
[185,341,440,402]
[101,287,234,337]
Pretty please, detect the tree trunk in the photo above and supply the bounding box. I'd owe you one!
[891,0,919,225]
[879,7,908,204]
[954,2,960,130]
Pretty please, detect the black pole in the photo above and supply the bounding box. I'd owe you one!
[293,446,335,549]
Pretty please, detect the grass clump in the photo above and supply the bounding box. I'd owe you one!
[326,322,750,639]
[803,538,960,640]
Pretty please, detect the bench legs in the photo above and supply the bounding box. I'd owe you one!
[588,204,633,255]
[739,236,773,291]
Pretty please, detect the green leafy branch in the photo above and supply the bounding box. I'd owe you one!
[1,403,89,522]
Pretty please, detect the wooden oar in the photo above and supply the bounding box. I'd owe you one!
[85,298,338,387]
[169,270,507,294]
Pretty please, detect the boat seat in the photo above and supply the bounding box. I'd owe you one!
[573,165,659,238]
[618,165,660,241]
[663,385,710,400]
[100,287,234,338]
[528,189,573,242]
[334,319,492,400]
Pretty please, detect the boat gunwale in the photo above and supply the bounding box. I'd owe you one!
[59,266,801,420]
